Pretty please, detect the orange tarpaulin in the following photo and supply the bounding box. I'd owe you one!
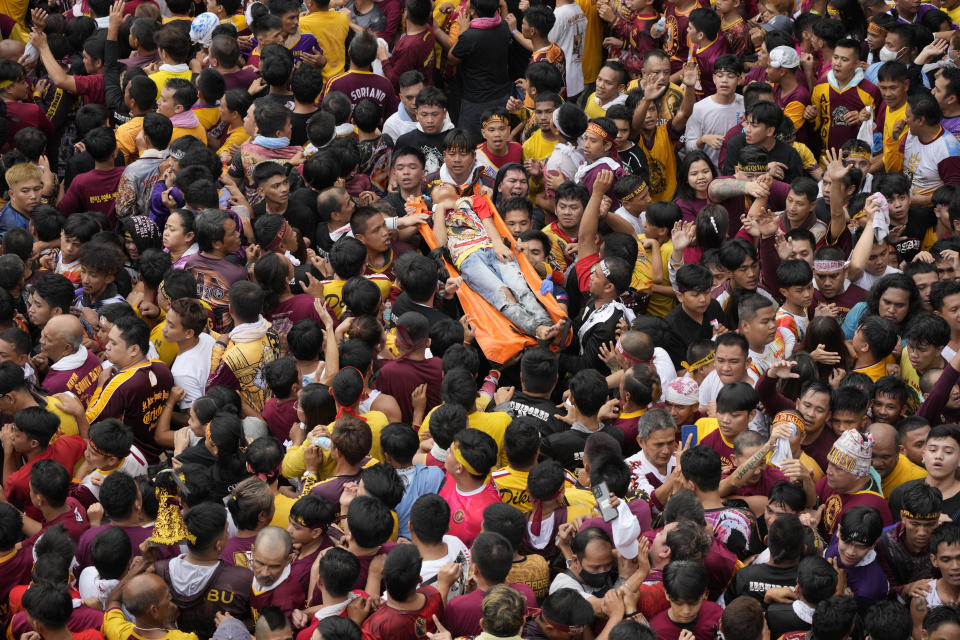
[413,194,568,366]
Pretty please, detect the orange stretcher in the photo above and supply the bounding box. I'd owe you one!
[411,194,568,366]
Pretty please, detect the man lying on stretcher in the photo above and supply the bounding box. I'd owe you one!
[430,183,564,340]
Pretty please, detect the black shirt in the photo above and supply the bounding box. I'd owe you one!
[290,108,318,147]
[722,135,804,184]
[391,291,458,327]
[723,563,799,604]
[542,423,624,472]
[499,390,564,437]
[891,206,936,263]
[662,299,725,370]
[891,479,960,521]
[766,602,811,639]
[449,22,513,102]
[395,129,448,175]
[619,144,650,184]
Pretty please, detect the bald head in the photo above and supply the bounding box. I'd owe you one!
[619,331,653,362]
[254,526,292,556]
[41,314,84,362]
[0,41,25,62]
[123,573,169,617]
[868,422,900,478]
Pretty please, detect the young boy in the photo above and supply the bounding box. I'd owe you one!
[687,8,733,99]
[148,25,193,96]
[639,202,681,318]
[74,243,127,322]
[476,108,523,183]
[217,88,253,162]
[911,522,960,638]
[775,259,814,356]
[163,298,216,410]
[195,68,227,141]
[649,561,723,639]
[262,357,301,442]
[632,61,698,201]
[851,315,899,381]
[684,54,745,169]
[577,117,626,205]
[904,313,950,398]
[543,182,588,272]
[501,197,533,241]
[662,264,725,370]
[228,99,303,204]
[716,0,752,58]
[700,381,757,467]
[57,128,125,223]
[874,61,910,174]
[605,104,649,181]
[286,495,334,592]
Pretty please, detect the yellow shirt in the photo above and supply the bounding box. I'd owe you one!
[220,13,248,32]
[218,127,250,158]
[0,0,28,24]
[522,129,558,163]
[269,493,297,528]
[583,92,625,119]
[148,68,193,98]
[194,105,221,133]
[881,454,927,499]
[103,608,199,640]
[491,465,596,513]
[800,452,825,483]
[853,357,889,382]
[47,396,79,441]
[150,321,179,369]
[640,121,678,202]
[300,10,351,82]
[637,235,674,316]
[419,407,512,468]
[172,123,209,144]
[576,0,603,84]
[882,102,908,173]
[900,347,923,403]
[116,116,144,163]
[281,411,388,478]
[947,3,960,26]
[793,142,817,171]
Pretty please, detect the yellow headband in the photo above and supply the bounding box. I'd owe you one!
[681,351,715,373]
[737,162,768,173]
[586,122,615,144]
[773,410,806,435]
[482,114,510,128]
[845,151,870,161]
[621,181,649,203]
[0,80,13,90]
[901,509,940,521]
[452,443,480,476]
[868,22,887,36]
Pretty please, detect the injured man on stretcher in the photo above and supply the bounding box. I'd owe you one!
[430,183,563,339]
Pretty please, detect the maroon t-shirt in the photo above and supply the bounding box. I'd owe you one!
[3,101,54,141]
[24,497,88,545]
[220,534,256,567]
[723,464,791,497]
[694,36,733,98]
[0,547,33,628]
[251,572,307,622]
[41,348,102,406]
[361,586,444,640]
[812,283,867,327]
[267,294,326,337]
[802,428,837,472]
[223,68,261,91]
[262,397,299,442]
[372,357,443,425]
[443,583,537,638]
[74,523,178,574]
[58,166,125,222]
[323,71,399,117]
[73,73,105,105]
[700,429,736,468]
[649,601,723,640]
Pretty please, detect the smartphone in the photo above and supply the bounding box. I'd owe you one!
[681,424,698,447]
[592,481,619,523]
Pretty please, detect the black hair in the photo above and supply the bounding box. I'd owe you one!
[769,480,807,513]
[811,595,858,640]
[13,404,60,448]
[680,445,722,492]
[797,555,839,604]
[111,314,151,357]
[689,7,721,40]
[254,99,291,138]
[361,463,405,510]
[471,531,514,583]
[347,31,378,68]
[329,236,367,280]
[856,314,899,360]
[409,493,450,544]
[22,583,73,630]
[528,458,565,501]
[589,455,631,499]
[0,503,23,550]
[523,4,555,35]
[777,259,814,289]
[525,61,564,95]
[453,428,498,480]
[183,501,227,552]
[342,276,381,317]
[503,417,541,468]
[380,422,419,466]
[554,102,588,142]
[315,617,361,640]
[716,381,759,413]
[290,494,335,530]
[676,264,713,293]
[84,127,117,163]
[663,561,708,602]
[352,98,381,133]
[768,512,805,563]
[923,605,960,634]
[908,91,943,127]
[30,459,71,508]
[318,547,362,597]
[91,526,133,581]
[428,403,468,449]
[99,469,142,522]
[663,489,706,526]
[900,481,943,518]
[569,369,608,417]
[383,544,422,600]
[482,502,526,551]
[261,44,295,89]
[347,495,394,548]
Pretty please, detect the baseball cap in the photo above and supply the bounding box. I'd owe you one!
[762,14,794,32]
[769,45,800,69]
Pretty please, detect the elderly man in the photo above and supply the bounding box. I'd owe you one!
[250,526,304,623]
[102,570,192,640]
[814,429,893,537]
[39,314,103,405]
[868,423,926,499]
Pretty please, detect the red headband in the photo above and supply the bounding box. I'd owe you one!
[332,366,368,421]
[396,324,430,358]
[530,486,565,536]
[266,220,289,251]
[616,338,650,365]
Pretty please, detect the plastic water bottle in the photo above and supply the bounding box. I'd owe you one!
[382,301,392,326]
[311,435,333,450]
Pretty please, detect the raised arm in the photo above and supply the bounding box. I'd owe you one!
[824,148,852,246]
[31,29,76,93]
[631,73,668,134]
[579,170,615,258]
[670,60,700,131]
[846,193,882,284]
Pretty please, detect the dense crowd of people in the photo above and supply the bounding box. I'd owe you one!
[0,0,959,636]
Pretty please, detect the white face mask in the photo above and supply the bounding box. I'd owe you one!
[878,46,902,62]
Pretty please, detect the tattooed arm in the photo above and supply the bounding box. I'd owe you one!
[912,595,928,640]
[718,421,794,497]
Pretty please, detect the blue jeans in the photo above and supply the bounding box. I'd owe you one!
[460,248,552,336]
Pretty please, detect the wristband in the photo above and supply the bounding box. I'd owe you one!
[511,29,519,35]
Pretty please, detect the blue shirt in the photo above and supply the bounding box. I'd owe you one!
[0,202,30,237]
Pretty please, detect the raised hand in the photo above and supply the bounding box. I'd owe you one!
[823,148,850,182]
[681,60,699,88]
[766,360,799,380]
[671,220,696,251]
[594,169,616,194]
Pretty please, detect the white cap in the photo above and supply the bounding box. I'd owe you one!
[769,46,801,70]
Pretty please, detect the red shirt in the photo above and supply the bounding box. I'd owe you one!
[649,601,723,640]
[262,397,299,442]
[361,586,444,640]
[73,73,105,105]
[24,497,89,545]
[438,478,501,547]
[0,546,33,628]
[443,583,536,638]
[3,101,54,141]
[5,435,86,520]
[373,357,443,425]
[382,30,435,90]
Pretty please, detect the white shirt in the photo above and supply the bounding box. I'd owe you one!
[78,567,119,608]
[382,106,454,144]
[79,447,149,499]
[903,128,960,198]
[543,141,585,186]
[170,333,216,409]
[549,2,587,97]
[853,264,899,292]
[684,94,745,168]
[652,347,677,388]
[612,206,644,236]
[420,535,470,601]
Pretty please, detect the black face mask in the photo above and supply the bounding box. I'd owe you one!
[578,566,615,590]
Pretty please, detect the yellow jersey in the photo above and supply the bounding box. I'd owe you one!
[299,10,351,82]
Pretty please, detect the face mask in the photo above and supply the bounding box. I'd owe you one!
[878,47,901,62]
[578,567,615,589]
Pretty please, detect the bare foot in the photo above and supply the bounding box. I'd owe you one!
[535,320,564,341]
